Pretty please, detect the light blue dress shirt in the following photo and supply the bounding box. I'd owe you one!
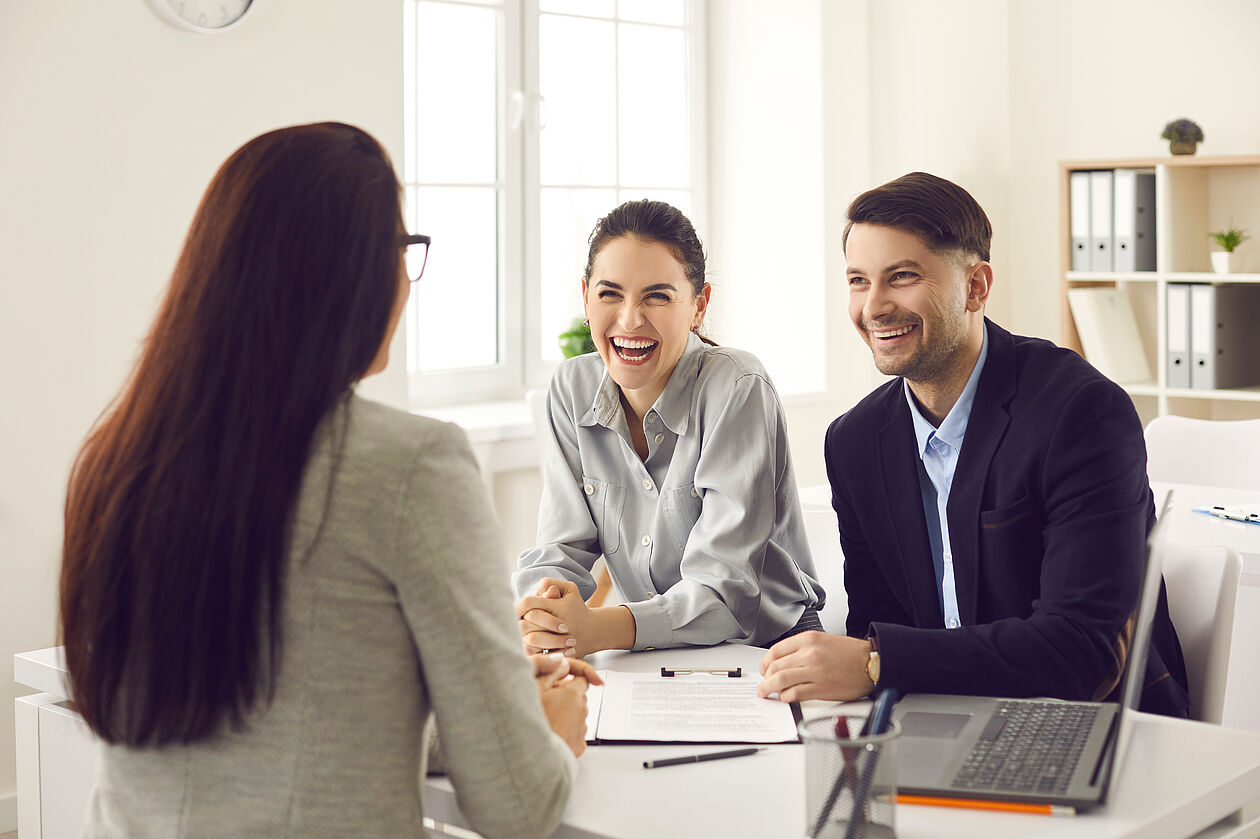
[515,333,824,650]
[903,327,989,630]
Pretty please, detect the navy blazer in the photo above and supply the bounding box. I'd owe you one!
[825,320,1189,717]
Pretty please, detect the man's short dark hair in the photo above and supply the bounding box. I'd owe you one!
[843,172,992,262]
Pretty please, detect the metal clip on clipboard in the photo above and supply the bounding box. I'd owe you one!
[660,667,742,677]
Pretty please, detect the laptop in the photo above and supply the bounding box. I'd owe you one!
[890,494,1174,811]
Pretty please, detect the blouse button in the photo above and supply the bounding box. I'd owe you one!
[584,483,595,495]
[654,433,665,444]
[646,414,657,425]
[641,535,651,547]
[690,487,699,498]
[642,478,654,491]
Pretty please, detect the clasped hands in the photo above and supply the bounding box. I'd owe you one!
[532,650,602,757]
[515,577,636,658]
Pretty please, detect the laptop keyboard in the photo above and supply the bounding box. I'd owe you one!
[949,701,1099,795]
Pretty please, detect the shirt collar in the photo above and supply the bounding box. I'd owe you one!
[904,323,990,455]
[580,332,706,435]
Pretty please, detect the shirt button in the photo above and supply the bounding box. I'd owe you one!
[948,618,960,629]
[654,433,664,444]
[646,414,657,425]
[584,484,594,496]
[642,478,654,491]
[641,535,651,547]
[690,487,699,497]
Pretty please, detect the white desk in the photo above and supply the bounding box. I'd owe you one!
[422,644,1260,839]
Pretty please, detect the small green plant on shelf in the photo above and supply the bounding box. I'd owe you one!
[1209,225,1250,253]
[1161,118,1204,145]
[558,317,595,358]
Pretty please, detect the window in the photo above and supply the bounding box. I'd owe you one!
[402,0,704,406]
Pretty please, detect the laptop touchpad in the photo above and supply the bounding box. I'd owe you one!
[899,712,971,739]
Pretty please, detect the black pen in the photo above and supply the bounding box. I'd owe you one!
[642,747,765,769]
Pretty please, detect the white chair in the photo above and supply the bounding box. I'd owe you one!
[1161,543,1243,724]
[525,388,614,607]
[1144,415,1260,490]
[799,488,848,635]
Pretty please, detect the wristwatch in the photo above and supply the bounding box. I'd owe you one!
[865,640,880,686]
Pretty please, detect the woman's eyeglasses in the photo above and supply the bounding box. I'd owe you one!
[399,233,431,284]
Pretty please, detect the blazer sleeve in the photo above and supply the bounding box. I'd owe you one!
[513,383,602,600]
[872,378,1151,702]
[393,422,575,839]
[825,414,913,639]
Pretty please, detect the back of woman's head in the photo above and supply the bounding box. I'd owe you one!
[61,122,403,746]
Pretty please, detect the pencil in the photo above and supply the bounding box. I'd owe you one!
[894,794,1077,817]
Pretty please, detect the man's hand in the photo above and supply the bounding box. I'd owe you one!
[756,631,875,702]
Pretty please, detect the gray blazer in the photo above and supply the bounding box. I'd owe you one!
[85,395,574,838]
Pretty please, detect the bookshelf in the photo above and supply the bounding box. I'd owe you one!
[1059,155,1260,426]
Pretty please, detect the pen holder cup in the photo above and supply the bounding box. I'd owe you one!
[799,716,901,839]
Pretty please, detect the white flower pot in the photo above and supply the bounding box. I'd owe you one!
[1210,251,1243,274]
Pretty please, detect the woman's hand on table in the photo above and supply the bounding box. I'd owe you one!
[516,578,636,657]
[531,651,602,757]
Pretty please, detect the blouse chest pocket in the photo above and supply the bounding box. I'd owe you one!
[661,483,703,553]
[582,475,625,555]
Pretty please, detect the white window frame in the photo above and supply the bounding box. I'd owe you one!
[403,0,707,409]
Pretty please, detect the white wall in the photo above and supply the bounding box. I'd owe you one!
[1007,0,1260,341]
[0,0,406,811]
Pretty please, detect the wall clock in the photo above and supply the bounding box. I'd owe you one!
[147,0,255,33]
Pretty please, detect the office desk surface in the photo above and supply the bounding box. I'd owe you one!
[422,645,1260,839]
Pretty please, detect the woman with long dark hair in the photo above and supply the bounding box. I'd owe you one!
[513,199,824,657]
[61,122,591,838]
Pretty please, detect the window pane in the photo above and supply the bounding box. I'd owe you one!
[617,0,685,26]
[410,186,500,372]
[540,15,616,186]
[618,23,688,187]
[540,187,617,362]
[541,0,614,16]
[415,2,498,184]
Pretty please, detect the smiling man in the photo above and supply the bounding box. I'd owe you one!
[758,172,1190,717]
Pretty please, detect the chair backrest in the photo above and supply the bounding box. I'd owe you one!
[1161,543,1243,723]
[799,500,848,635]
[1144,416,1260,490]
[525,388,548,441]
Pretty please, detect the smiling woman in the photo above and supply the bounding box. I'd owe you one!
[512,199,825,658]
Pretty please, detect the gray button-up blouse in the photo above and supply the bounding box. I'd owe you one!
[514,333,824,649]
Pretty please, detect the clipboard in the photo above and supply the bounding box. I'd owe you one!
[584,667,803,745]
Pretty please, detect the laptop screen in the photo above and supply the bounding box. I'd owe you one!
[1096,491,1174,798]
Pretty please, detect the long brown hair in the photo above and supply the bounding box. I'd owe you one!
[60,122,403,746]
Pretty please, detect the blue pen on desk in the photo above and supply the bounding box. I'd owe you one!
[1193,506,1260,526]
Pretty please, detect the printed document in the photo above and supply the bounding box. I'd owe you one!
[584,670,799,743]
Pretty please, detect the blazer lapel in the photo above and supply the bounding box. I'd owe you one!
[876,387,945,628]
[949,320,1015,626]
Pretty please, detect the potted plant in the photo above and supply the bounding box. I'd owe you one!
[558,317,595,358]
[1161,118,1204,155]
[1209,225,1250,274]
